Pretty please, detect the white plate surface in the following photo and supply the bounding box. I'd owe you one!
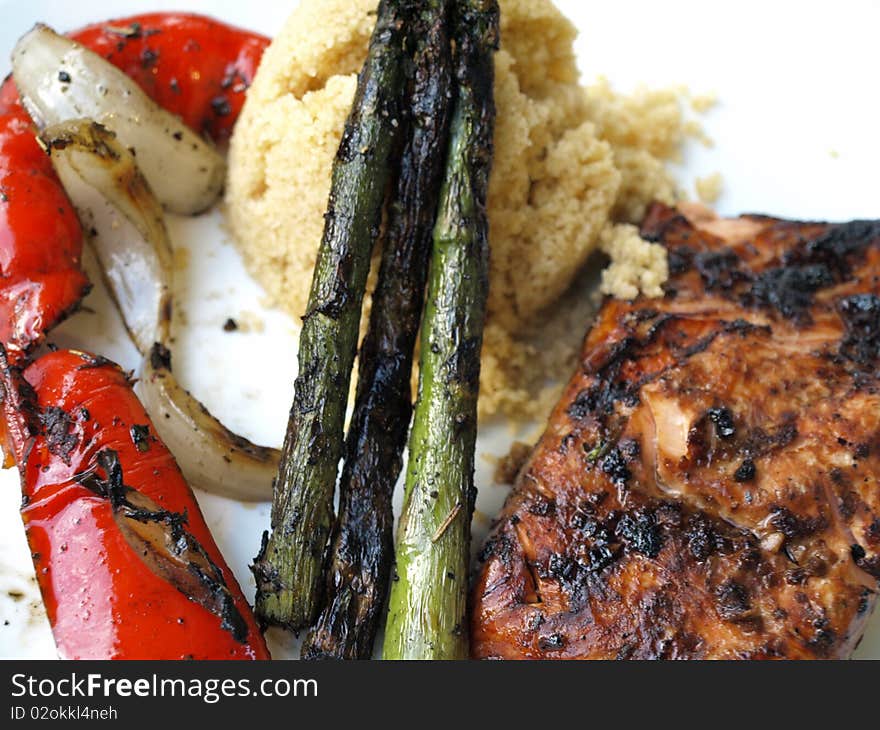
[0,0,878,659]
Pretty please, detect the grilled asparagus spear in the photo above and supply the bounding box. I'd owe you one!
[302,0,455,660]
[253,0,411,630]
[383,0,499,661]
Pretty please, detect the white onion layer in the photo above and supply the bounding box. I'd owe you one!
[42,120,172,353]
[13,24,225,215]
[41,120,278,501]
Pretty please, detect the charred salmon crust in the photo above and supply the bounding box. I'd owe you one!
[471,203,880,660]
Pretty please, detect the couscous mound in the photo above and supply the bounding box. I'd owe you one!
[227,0,699,419]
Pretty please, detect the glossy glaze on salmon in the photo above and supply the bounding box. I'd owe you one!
[471,203,880,659]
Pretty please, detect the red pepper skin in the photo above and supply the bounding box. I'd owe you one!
[0,79,90,363]
[0,13,269,363]
[70,13,270,146]
[1,349,269,660]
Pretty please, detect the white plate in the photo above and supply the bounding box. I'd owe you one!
[0,0,878,659]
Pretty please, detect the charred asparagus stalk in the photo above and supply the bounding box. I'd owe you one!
[383,0,499,661]
[302,0,455,660]
[253,0,411,630]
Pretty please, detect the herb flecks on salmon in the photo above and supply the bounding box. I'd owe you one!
[471,202,880,660]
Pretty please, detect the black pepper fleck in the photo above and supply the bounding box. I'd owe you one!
[538,633,565,651]
[130,424,151,453]
[734,458,756,482]
[211,96,232,117]
[707,407,736,439]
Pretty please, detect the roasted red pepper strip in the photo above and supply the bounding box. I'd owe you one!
[70,13,270,146]
[0,13,268,363]
[0,78,90,362]
[0,348,269,659]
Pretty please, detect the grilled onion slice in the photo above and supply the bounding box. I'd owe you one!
[13,24,225,215]
[40,120,278,501]
[41,120,171,353]
[140,344,281,502]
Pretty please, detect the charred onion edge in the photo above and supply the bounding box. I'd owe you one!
[39,120,278,501]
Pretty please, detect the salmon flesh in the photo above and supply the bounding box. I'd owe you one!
[471,203,880,659]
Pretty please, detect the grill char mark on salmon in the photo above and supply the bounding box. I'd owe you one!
[471,203,880,659]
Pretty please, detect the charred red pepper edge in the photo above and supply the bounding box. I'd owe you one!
[0,13,269,362]
[0,347,270,659]
[70,13,269,146]
[0,79,90,362]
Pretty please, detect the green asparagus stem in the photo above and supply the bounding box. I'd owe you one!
[382,0,499,661]
[253,0,411,630]
[302,0,455,660]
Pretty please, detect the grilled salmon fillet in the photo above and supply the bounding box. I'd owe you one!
[471,203,880,659]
